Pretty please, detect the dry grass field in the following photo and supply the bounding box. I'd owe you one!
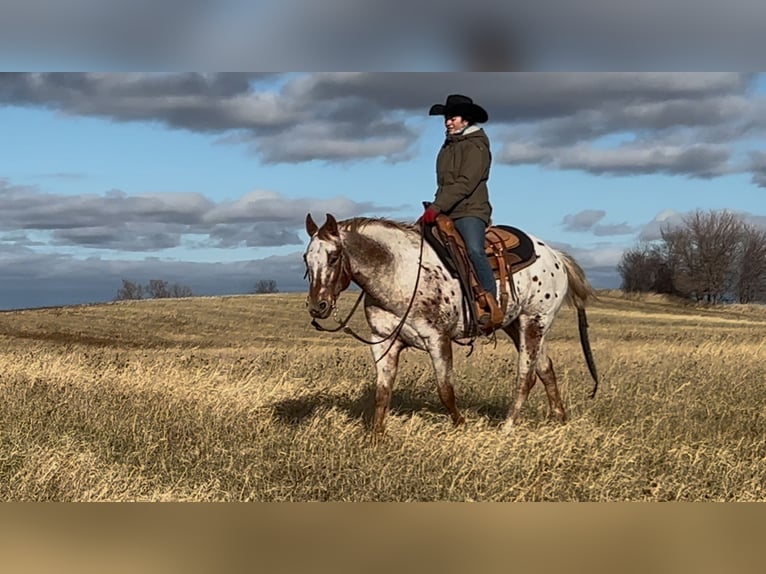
[0,290,764,501]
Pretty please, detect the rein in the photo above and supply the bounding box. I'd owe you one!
[310,289,364,334]
[311,226,427,363]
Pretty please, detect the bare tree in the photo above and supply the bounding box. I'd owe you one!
[620,209,766,303]
[146,279,171,299]
[254,279,279,294]
[115,279,144,301]
[661,226,697,298]
[734,224,766,303]
[662,210,742,303]
[170,283,194,298]
[617,242,682,295]
[618,243,662,292]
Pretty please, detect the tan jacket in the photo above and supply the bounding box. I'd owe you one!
[432,126,492,225]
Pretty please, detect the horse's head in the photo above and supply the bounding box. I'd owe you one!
[304,213,352,319]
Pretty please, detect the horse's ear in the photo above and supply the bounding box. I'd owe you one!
[305,213,318,237]
[323,213,339,237]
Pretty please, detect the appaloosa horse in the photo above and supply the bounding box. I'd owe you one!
[304,213,598,435]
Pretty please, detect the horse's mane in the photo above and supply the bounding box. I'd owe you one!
[340,217,419,235]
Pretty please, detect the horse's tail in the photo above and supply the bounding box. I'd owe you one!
[559,251,599,399]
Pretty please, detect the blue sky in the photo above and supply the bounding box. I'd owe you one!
[1,73,765,309]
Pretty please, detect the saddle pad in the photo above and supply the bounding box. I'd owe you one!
[488,225,537,274]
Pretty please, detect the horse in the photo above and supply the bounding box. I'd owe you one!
[303,213,599,435]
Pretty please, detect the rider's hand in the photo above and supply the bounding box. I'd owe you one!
[418,204,440,225]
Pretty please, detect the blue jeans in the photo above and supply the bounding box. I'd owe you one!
[454,216,497,299]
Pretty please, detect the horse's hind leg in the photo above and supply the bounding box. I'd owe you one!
[536,351,566,423]
[371,337,405,436]
[502,315,541,432]
[428,335,465,426]
[503,319,566,426]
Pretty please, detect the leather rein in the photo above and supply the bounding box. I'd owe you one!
[310,226,427,363]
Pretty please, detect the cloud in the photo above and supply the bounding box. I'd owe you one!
[291,72,750,122]
[562,210,606,232]
[749,151,766,188]
[0,73,766,185]
[547,241,626,289]
[4,72,766,181]
[637,209,686,241]
[0,176,407,308]
[593,223,635,236]
[0,179,393,251]
[0,248,309,310]
[0,73,419,164]
[500,141,733,178]
[4,72,766,183]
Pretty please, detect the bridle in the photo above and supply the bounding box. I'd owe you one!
[306,246,358,333]
[308,226,427,363]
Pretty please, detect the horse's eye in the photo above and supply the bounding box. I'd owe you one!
[328,253,340,265]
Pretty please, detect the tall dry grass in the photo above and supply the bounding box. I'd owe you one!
[0,292,764,500]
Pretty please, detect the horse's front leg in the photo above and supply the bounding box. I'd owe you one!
[371,337,405,437]
[428,335,465,427]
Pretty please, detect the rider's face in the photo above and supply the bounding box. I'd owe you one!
[445,115,470,134]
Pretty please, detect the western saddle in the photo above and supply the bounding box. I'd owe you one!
[422,215,537,334]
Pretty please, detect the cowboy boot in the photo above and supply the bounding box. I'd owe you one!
[476,291,504,332]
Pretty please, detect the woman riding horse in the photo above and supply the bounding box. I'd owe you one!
[420,94,503,332]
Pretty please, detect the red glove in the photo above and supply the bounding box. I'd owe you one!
[418,205,440,225]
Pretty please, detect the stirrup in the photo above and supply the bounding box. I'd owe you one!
[476,292,503,332]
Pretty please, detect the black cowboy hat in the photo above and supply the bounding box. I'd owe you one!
[428,94,488,123]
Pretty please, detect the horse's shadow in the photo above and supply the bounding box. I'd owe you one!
[271,386,507,429]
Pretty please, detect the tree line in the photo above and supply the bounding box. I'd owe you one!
[115,279,194,301]
[114,278,280,300]
[617,209,766,304]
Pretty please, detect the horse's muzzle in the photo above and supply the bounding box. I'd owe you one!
[308,299,332,319]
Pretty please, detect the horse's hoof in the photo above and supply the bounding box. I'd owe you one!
[500,419,516,434]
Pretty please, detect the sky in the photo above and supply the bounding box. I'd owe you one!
[1,72,765,309]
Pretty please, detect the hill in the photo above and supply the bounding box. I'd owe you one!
[1,291,764,500]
